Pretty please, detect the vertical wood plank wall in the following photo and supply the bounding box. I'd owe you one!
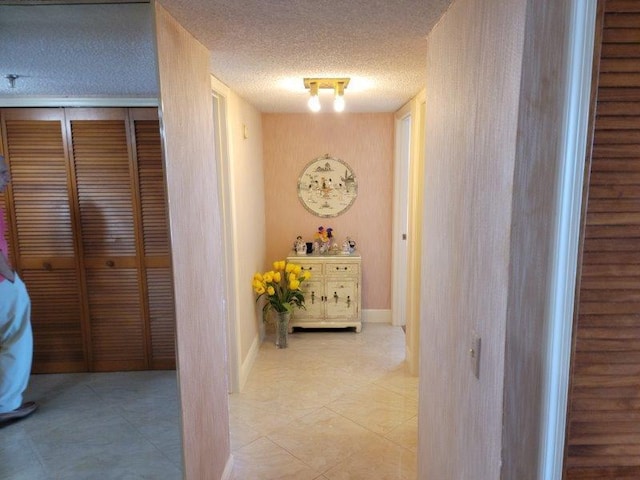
[565,1,640,477]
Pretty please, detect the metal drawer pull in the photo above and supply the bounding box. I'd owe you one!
[311,291,315,304]
[334,292,338,303]
[347,296,351,307]
[43,262,52,271]
[106,260,115,267]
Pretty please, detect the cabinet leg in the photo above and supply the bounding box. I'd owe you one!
[355,324,362,333]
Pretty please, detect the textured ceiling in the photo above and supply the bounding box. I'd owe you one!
[0,3,158,99]
[159,0,453,112]
[0,0,453,112]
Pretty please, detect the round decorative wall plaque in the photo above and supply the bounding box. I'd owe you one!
[297,154,357,218]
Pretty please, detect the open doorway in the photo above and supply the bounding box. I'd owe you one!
[392,109,412,329]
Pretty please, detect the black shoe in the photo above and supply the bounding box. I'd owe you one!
[0,401,38,426]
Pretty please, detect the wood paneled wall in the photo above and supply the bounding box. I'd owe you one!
[565,1,640,477]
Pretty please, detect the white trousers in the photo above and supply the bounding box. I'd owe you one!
[0,274,32,413]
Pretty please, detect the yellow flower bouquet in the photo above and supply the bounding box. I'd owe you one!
[252,260,312,317]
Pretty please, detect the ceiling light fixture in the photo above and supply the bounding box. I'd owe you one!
[304,77,350,113]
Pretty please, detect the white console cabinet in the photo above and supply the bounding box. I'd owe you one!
[286,253,361,332]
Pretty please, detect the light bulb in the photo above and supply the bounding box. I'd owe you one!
[308,81,321,112]
[333,81,345,112]
[308,94,321,112]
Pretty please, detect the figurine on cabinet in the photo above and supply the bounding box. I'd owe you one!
[294,236,307,255]
[342,238,351,254]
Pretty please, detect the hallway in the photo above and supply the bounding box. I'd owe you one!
[1,323,416,479]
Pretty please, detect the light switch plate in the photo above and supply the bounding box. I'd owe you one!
[470,334,481,379]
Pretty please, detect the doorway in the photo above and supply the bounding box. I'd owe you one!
[392,109,412,328]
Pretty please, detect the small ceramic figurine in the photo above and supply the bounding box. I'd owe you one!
[295,236,307,255]
[342,237,356,254]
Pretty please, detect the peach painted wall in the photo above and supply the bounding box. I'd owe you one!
[262,113,394,310]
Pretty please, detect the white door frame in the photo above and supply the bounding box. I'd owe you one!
[405,90,426,375]
[539,2,597,478]
[210,75,240,393]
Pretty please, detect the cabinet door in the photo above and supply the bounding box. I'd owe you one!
[68,109,147,371]
[296,278,325,320]
[1,108,86,372]
[325,278,358,320]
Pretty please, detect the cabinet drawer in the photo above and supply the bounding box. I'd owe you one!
[297,262,323,275]
[327,263,359,275]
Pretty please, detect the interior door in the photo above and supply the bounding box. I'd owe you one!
[2,107,174,373]
[392,112,411,327]
[1,108,86,372]
[130,108,176,369]
[66,108,148,371]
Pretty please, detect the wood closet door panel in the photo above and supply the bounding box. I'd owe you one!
[565,2,640,477]
[1,109,86,372]
[0,194,10,266]
[68,109,147,371]
[85,269,145,371]
[70,118,137,257]
[23,269,85,372]
[146,268,175,368]
[132,111,176,369]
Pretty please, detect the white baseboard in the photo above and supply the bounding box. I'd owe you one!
[362,309,392,324]
[221,453,234,480]
[238,334,260,392]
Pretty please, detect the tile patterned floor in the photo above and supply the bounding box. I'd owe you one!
[0,370,183,480]
[230,323,418,479]
[1,323,417,479]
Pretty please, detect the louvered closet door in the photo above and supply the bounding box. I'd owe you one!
[1,108,86,372]
[565,2,640,477]
[0,150,11,267]
[67,108,148,371]
[130,109,176,369]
